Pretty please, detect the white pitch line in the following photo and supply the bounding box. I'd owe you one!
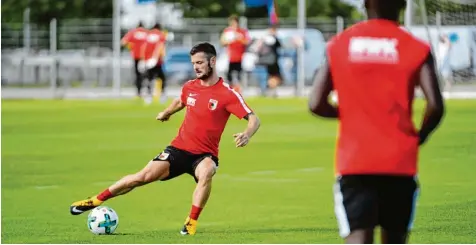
[34,185,59,190]
[296,167,324,172]
[221,177,301,183]
[249,170,277,175]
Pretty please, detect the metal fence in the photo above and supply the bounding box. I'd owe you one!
[1,17,352,98]
[1,17,354,50]
[2,16,475,99]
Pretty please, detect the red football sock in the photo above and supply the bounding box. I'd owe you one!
[189,205,203,220]
[97,189,112,201]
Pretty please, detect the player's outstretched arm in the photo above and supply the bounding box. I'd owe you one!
[156,98,185,122]
[308,60,339,119]
[140,42,148,60]
[233,112,261,147]
[417,53,445,145]
[220,32,229,46]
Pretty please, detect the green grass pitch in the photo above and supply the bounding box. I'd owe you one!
[1,98,475,243]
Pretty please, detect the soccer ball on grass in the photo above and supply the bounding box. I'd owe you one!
[87,206,119,235]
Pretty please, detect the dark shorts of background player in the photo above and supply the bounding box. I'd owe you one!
[266,63,281,78]
[152,145,219,183]
[227,62,243,85]
[147,64,167,90]
[334,175,419,238]
[133,59,146,94]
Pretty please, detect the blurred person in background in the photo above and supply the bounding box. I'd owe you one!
[121,21,148,99]
[141,23,168,104]
[221,15,250,93]
[254,24,282,97]
[437,34,453,93]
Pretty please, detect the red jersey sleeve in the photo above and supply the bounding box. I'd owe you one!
[121,30,133,43]
[242,29,251,43]
[225,90,253,119]
[180,83,188,104]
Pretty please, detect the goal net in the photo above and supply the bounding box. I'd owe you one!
[407,0,476,87]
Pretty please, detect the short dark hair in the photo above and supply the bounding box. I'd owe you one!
[153,22,162,30]
[375,0,406,20]
[190,42,217,60]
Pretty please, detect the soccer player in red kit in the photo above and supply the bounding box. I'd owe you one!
[121,22,148,98]
[308,0,445,243]
[70,42,261,236]
[141,23,168,103]
[221,15,250,93]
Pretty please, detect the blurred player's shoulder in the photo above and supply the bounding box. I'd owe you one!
[328,20,430,49]
[399,27,432,50]
[326,21,368,47]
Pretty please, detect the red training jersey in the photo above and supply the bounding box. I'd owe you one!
[327,19,431,176]
[171,78,253,157]
[143,29,167,62]
[223,27,250,63]
[121,27,148,60]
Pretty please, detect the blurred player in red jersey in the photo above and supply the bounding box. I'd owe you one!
[221,15,250,93]
[70,42,261,236]
[141,23,168,104]
[121,22,148,98]
[308,0,445,243]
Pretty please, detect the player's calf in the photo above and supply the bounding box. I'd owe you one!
[70,160,170,215]
[180,157,217,235]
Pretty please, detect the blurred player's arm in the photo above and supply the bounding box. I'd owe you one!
[153,41,166,60]
[121,32,132,48]
[239,31,251,45]
[417,53,445,145]
[308,59,339,118]
[220,31,229,46]
[156,98,185,122]
[140,42,147,60]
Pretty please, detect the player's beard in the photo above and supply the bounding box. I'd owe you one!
[197,64,214,80]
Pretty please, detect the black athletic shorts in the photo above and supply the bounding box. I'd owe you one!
[333,175,419,238]
[147,64,166,82]
[228,62,242,73]
[266,63,281,77]
[152,145,219,182]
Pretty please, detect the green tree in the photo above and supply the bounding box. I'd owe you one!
[1,0,362,24]
[1,0,112,25]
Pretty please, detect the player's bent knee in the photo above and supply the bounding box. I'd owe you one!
[195,157,217,182]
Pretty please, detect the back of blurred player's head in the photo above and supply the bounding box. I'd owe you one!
[365,0,406,21]
[228,15,239,27]
[153,22,162,30]
[137,21,144,28]
[190,42,217,80]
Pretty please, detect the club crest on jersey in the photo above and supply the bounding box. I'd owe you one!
[208,99,218,110]
[157,152,169,161]
[187,97,196,106]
